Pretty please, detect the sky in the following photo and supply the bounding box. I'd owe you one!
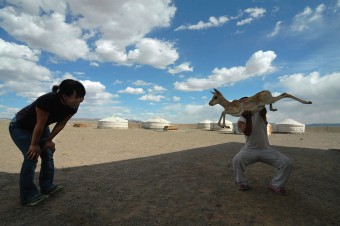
[1,0,340,124]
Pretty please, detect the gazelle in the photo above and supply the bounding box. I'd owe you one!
[209,88,312,128]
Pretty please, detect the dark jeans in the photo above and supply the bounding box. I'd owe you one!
[9,117,54,205]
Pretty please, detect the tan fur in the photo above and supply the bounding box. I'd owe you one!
[209,89,312,128]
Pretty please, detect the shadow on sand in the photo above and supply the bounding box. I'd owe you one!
[0,142,339,225]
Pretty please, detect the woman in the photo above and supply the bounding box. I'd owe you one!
[9,79,86,206]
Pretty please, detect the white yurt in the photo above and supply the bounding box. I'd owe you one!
[211,120,233,133]
[197,119,212,130]
[267,123,273,135]
[97,115,128,129]
[142,117,171,129]
[274,118,305,133]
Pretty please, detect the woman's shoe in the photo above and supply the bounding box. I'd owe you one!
[43,184,63,195]
[24,194,49,206]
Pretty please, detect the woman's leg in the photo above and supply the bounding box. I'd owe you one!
[9,118,40,205]
[39,127,55,193]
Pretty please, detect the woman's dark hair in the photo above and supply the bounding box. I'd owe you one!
[52,79,86,98]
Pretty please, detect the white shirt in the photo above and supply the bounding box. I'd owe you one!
[238,111,270,149]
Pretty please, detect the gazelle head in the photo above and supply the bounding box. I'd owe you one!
[209,88,224,106]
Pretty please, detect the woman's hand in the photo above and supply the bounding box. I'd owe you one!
[27,144,41,160]
[44,140,56,153]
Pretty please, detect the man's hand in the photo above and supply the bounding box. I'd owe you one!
[242,110,253,120]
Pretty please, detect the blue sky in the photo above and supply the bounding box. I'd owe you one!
[1,0,340,124]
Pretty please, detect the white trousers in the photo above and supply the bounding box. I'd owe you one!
[233,147,292,187]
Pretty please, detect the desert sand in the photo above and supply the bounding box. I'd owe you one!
[0,119,339,226]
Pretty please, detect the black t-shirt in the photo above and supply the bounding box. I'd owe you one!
[16,92,78,132]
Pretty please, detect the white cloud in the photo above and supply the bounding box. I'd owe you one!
[278,71,340,99]
[127,38,179,69]
[168,62,194,74]
[0,7,89,61]
[237,7,266,26]
[139,94,165,102]
[172,96,180,101]
[266,71,340,124]
[118,87,144,94]
[80,80,115,106]
[267,21,282,38]
[0,0,178,68]
[291,4,325,32]
[174,50,277,91]
[90,62,100,67]
[245,7,266,18]
[133,80,152,86]
[175,16,229,31]
[237,18,253,26]
[0,39,53,98]
[148,85,167,93]
[70,0,177,68]
[0,38,40,61]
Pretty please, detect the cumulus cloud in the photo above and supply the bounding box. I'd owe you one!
[168,62,193,74]
[127,38,179,69]
[174,50,277,91]
[175,16,229,31]
[80,80,116,106]
[264,71,340,124]
[0,0,178,68]
[118,87,145,94]
[237,7,266,26]
[139,94,165,102]
[148,85,167,93]
[0,7,89,61]
[278,71,340,99]
[133,80,153,86]
[0,39,114,108]
[0,39,53,99]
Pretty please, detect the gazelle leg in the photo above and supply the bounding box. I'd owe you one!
[270,104,277,111]
[222,113,226,128]
[218,114,223,127]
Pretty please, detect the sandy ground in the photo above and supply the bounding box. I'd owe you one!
[0,119,340,226]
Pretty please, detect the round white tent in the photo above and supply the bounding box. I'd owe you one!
[197,119,212,130]
[97,116,128,129]
[273,118,305,133]
[211,120,233,133]
[142,117,170,129]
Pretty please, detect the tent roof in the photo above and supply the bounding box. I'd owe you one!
[213,119,232,124]
[199,119,212,123]
[276,118,304,125]
[145,117,170,123]
[98,115,128,123]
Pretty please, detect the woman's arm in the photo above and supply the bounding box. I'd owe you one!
[43,114,74,151]
[27,107,49,160]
